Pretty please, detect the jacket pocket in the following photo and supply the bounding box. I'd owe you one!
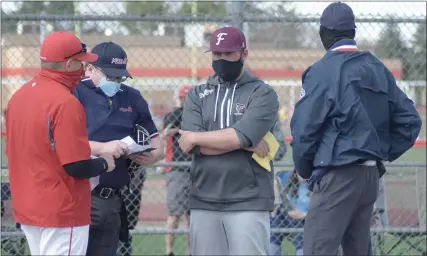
[191,151,260,202]
[312,171,332,194]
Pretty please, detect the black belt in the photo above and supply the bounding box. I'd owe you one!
[92,186,121,199]
[352,159,386,178]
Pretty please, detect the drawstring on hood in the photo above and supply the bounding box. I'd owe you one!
[208,71,257,128]
[214,84,220,122]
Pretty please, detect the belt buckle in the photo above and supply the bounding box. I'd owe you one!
[100,188,113,199]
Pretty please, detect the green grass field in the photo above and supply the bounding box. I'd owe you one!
[2,233,425,255]
[129,234,426,255]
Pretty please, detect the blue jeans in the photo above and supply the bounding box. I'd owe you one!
[269,209,304,256]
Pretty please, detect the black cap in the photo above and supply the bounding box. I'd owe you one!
[90,42,132,78]
[320,2,356,31]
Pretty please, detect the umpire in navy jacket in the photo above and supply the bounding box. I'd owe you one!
[290,2,422,255]
[74,42,163,256]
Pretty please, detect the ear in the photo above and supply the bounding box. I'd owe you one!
[242,49,249,61]
[85,64,95,75]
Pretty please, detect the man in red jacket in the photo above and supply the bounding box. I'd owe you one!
[5,31,123,255]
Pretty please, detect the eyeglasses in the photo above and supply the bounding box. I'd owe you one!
[92,66,127,83]
[65,43,87,59]
[107,76,128,83]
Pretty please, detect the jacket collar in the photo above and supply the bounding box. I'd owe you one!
[329,39,358,52]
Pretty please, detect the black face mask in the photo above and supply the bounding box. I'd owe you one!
[212,59,243,82]
[319,26,356,51]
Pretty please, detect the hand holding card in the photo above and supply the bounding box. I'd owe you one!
[126,147,156,156]
[120,136,155,156]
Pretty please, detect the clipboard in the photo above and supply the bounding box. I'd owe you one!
[126,147,156,157]
[120,136,155,157]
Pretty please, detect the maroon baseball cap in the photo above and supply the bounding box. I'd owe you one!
[206,26,246,53]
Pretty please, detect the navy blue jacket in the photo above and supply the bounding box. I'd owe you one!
[291,39,422,179]
[74,79,158,188]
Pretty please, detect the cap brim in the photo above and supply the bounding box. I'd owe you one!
[100,67,133,79]
[72,52,98,62]
[204,47,243,53]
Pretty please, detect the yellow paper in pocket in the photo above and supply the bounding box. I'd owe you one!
[264,131,280,160]
[252,154,272,171]
[251,132,280,172]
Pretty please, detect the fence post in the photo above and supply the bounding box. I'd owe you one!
[230,1,245,30]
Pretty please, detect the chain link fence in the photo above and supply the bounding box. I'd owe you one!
[1,1,426,255]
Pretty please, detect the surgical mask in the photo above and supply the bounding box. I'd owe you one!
[212,59,243,82]
[90,66,122,97]
[99,78,121,97]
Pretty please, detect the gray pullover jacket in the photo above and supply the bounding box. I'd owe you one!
[181,71,279,211]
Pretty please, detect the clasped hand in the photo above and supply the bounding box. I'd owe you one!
[177,130,196,154]
[246,139,270,158]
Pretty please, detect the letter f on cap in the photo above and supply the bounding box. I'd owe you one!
[216,33,227,45]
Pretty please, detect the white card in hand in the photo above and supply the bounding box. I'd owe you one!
[120,136,154,156]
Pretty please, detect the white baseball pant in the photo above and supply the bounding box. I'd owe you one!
[21,224,89,255]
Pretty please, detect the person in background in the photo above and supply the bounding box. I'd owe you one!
[162,84,193,256]
[74,42,164,256]
[6,31,117,256]
[269,116,307,256]
[269,168,309,256]
[277,106,289,135]
[272,115,287,162]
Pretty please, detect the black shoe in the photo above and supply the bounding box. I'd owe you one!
[167,253,175,256]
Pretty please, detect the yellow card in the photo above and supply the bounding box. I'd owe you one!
[264,131,280,160]
[252,154,272,171]
[251,132,280,172]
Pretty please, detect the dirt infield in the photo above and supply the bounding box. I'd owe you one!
[139,176,426,227]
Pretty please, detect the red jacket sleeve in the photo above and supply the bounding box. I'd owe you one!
[52,97,91,166]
